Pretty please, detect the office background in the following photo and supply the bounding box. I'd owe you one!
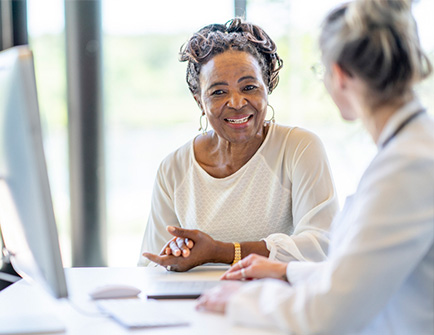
[1,0,433,271]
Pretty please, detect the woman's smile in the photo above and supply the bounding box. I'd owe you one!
[224,114,254,127]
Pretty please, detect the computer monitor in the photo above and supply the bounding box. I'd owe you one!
[0,45,68,299]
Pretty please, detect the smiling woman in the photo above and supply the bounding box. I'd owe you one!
[139,18,339,272]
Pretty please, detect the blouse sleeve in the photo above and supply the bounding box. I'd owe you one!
[137,162,181,266]
[264,128,338,263]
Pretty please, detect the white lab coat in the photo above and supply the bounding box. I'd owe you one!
[226,99,434,335]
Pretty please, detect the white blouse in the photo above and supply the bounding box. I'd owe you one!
[138,123,338,266]
[226,100,434,335]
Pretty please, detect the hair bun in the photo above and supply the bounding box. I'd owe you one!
[320,0,431,108]
[346,0,413,38]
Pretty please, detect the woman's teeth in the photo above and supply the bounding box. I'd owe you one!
[226,116,250,124]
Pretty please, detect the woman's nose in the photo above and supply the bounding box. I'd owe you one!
[226,92,247,109]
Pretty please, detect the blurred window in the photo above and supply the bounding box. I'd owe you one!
[26,0,434,266]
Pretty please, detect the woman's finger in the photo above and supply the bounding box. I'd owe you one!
[142,252,170,267]
[185,238,194,249]
[176,237,191,257]
[169,239,181,257]
[221,255,262,280]
[221,262,250,280]
[167,226,198,240]
[224,265,253,280]
[221,269,243,280]
[221,259,243,279]
[159,237,176,256]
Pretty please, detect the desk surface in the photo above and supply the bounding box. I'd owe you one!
[0,266,283,335]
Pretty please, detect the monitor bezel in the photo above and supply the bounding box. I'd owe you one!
[0,45,68,299]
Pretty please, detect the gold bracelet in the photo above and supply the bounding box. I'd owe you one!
[232,242,241,266]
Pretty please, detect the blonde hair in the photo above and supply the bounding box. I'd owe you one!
[320,0,432,107]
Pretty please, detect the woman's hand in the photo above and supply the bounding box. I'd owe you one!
[221,254,288,281]
[196,281,244,314]
[142,226,226,272]
[160,236,194,258]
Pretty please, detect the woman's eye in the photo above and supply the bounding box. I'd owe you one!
[244,85,257,91]
[211,89,225,96]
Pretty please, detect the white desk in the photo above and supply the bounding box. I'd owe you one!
[0,266,283,335]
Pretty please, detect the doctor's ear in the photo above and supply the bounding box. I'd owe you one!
[331,63,353,89]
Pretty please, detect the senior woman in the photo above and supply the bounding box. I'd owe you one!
[197,1,434,334]
[139,19,338,271]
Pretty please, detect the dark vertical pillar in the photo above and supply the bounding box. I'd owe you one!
[0,1,5,49]
[11,0,28,45]
[0,0,27,51]
[65,0,107,267]
[234,0,247,19]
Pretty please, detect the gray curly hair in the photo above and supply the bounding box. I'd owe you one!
[179,18,283,96]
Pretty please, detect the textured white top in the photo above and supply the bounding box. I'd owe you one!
[138,123,338,266]
[226,100,434,335]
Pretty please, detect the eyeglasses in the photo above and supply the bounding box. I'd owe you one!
[311,62,326,81]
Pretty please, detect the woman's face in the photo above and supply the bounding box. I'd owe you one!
[196,50,268,144]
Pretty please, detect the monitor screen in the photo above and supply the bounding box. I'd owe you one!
[0,45,68,299]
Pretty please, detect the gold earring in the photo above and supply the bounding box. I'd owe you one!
[264,104,275,127]
[199,113,208,136]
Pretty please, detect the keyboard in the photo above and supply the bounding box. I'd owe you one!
[97,299,190,329]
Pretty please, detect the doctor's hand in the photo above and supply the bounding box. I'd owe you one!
[196,281,244,314]
[221,254,288,281]
[142,226,225,272]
